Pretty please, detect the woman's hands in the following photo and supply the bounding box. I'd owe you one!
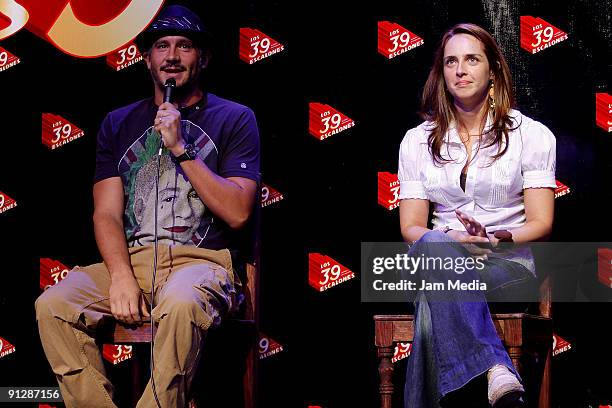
[447,209,497,256]
[455,209,487,237]
[445,229,492,256]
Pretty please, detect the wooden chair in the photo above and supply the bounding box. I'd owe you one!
[374,275,553,408]
[107,260,260,408]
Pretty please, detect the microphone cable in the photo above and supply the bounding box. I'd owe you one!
[150,137,163,408]
[150,78,175,408]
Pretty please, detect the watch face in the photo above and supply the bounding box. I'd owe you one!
[185,144,197,159]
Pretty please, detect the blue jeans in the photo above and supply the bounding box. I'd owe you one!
[403,231,535,408]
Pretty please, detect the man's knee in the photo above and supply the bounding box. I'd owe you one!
[35,284,83,327]
[155,294,216,330]
[35,287,62,322]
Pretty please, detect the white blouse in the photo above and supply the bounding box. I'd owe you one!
[398,110,556,234]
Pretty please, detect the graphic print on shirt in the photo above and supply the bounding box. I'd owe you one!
[118,120,218,247]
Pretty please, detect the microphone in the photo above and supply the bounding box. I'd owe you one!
[163,78,176,104]
[159,78,176,151]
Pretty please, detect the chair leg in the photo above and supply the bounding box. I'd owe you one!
[243,347,256,408]
[377,346,395,408]
[507,345,523,374]
[538,348,551,408]
[131,353,142,408]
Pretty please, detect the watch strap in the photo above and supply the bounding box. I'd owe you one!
[174,144,196,163]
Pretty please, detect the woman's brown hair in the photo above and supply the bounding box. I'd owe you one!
[421,23,516,165]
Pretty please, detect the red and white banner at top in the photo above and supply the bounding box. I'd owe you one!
[0,0,164,58]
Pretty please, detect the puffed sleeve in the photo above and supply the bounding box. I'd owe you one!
[398,127,428,199]
[521,120,557,189]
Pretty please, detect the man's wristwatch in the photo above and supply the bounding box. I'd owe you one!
[173,143,197,163]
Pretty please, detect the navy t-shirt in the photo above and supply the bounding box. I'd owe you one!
[94,93,260,253]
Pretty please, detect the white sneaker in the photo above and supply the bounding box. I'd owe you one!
[487,364,525,407]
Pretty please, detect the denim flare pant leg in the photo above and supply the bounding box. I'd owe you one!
[403,230,533,408]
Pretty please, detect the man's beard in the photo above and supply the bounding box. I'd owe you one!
[151,68,200,99]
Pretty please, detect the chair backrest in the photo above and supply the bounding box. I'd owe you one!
[243,258,259,323]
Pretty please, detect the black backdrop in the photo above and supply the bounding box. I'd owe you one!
[0,0,610,406]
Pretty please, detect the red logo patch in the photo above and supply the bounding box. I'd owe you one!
[392,342,412,363]
[102,344,133,365]
[377,21,424,60]
[106,41,143,71]
[554,180,571,199]
[258,333,284,360]
[0,336,16,359]
[308,103,355,141]
[42,113,85,150]
[597,248,612,289]
[308,253,355,292]
[239,28,285,64]
[552,333,572,356]
[40,258,71,291]
[0,46,20,72]
[378,172,400,210]
[595,93,612,132]
[520,16,568,54]
[261,183,284,208]
[0,191,17,215]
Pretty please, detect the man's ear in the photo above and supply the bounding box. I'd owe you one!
[143,51,151,69]
[199,49,211,69]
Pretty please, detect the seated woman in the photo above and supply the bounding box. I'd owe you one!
[398,23,556,407]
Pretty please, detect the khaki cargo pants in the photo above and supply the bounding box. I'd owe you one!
[35,244,241,408]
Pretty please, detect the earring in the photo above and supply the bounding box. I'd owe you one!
[489,81,496,110]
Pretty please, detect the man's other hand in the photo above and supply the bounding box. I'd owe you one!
[109,273,150,325]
